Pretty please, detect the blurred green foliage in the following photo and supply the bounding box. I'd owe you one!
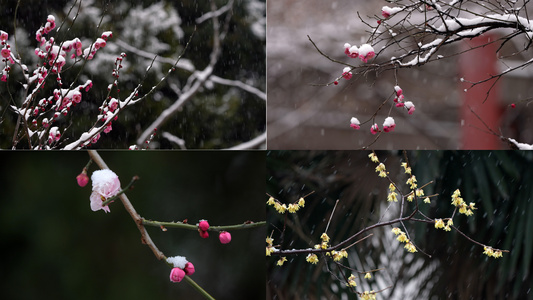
[0,150,265,299]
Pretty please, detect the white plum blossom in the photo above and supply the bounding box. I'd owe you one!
[90,169,121,213]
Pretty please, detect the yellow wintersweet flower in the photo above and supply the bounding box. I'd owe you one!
[266,246,275,256]
[465,209,474,216]
[375,163,386,173]
[347,274,357,287]
[368,153,379,163]
[407,194,414,202]
[360,290,376,300]
[434,219,445,229]
[378,171,388,178]
[404,241,417,253]
[298,197,305,207]
[483,246,494,257]
[314,244,321,249]
[447,219,453,227]
[276,257,287,266]
[444,225,451,231]
[389,183,396,192]
[469,202,477,210]
[423,197,431,204]
[288,203,298,213]
[339,249,348,258]
[275,202,287,213]
[406,175,417,189]
[321,241,328,249]
[306,253,319,264]
[391,227,402,235]
[401,162,411,174]
[364,272,371,279]
[321,233,330,243]
[267,197,275,205]
[333,251,344,262]
[493,250,503,258]
[415,189,424,197]
[397,233,408,243]
[387,192,398,202]
[266,237,274,246]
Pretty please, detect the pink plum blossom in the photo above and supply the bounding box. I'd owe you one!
[169,268,185,283]
[382,6,402,18]
[404,101,416,114]
[344,43,358,58]
[1,48,10,59]
[394,85,403,96]
[49,126,61,141]
[184,262,195,275]
[383,117,396,132]
[104,122,112,134]
[219,231,232,244]
[358,44,375,63]
[90,169,121,213]
[370,123,380,135]
[350,117,360,130]
[342,67,352,80]
[0,30,8,42]
[199,230,209,239]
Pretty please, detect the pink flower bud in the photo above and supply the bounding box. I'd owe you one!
[350,117,360,130]
[169,267,185,283]
[199,230,209,239]
[370,123,380,135]
[184,262,195,275]
[198,220,209,231]
[219,231,231,244]
[77,170,89,187]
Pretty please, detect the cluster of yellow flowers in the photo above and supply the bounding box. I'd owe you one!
[306,253,319,264]
[387,183,398,202]
[434,218,453,231]
[305,233,348,264]
[266,237,275,257]
[391,227,417,253]
[267,196,305,214]
[450,189,476,216]
[483,246,503,258]
[360,290,377,300]
[347,274,357,287]
[369,153,388,178]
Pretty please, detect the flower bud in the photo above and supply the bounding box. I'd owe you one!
[184,262,195,275]
[76,170,89,187]
[199,230,209,239]
[219,231,231,244]
[169,267,185,283]
[198,220,209,231]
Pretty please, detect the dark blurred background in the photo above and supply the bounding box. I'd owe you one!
[266,150,533,299]
[0,150,265,299]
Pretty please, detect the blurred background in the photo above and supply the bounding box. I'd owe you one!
[267,150,533,299]
[0,151,265,299]
[0,0,265,149]
[267,0,533,149]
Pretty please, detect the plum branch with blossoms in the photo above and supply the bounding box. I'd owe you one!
[266,151,509,299]
[308,0,533,149]
[79,150,265,299]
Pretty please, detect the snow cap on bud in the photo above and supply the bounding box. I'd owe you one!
[358,44,375,63]
[370,123,380,135]
[184,262,195,276]
[219,231,232,244]
[344,43,358,58]
[198,220,209,231]
[383,117,396,132]
[350,117,360,130]
[169,268,185,283]
[76,170,89,187]
[342,67,352,80]
[404,101,416,114]
[394,85,402,96]
[166,255,188,269]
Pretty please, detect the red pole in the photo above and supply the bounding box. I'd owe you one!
[458,34,502,149]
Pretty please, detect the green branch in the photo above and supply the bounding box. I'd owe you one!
[142,219,266,231]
